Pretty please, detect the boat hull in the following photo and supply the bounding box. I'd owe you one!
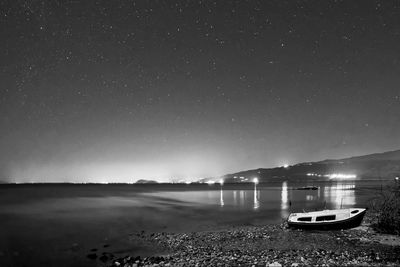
[288,209,366,230]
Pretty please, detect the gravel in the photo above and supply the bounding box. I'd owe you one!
[95,222,400,267]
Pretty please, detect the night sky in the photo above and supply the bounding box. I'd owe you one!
[1,0,400,183]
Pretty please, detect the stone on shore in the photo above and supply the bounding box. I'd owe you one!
[104,222,400,267]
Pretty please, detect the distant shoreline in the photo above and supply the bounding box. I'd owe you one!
[0,178,395,185]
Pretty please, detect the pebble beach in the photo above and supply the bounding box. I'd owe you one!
[86,214,400,267]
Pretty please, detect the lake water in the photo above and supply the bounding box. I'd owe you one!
[0,180,390,267]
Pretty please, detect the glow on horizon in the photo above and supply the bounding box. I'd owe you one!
[7,152,227,183]
[327,173,357,179]
[9,162,173,183]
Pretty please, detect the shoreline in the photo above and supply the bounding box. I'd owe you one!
[85,214,400,267]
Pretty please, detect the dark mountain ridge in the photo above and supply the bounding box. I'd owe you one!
[320,149,400,163]
[200,149,400,183]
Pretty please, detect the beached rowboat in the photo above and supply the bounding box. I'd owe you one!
[288,208,366,230]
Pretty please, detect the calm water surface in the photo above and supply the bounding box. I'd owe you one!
[0,180,389,267]
[143,180,381,218]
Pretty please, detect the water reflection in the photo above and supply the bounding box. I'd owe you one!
[137,180,382,225]
[220,187,224,207]
[306,195,316,201]
[253,184,259,210]
[277,180,357,214]
[281,181,288,210]
[305,187,320,202]
[240,190,245,206]
[281,181,289,218]
[327,181,356,209]
[138,180,382,229]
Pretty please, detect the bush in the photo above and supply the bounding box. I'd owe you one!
[370,181,400,235]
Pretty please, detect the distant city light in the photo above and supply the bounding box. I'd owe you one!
[327,173,357,179]
[307,172,356,179]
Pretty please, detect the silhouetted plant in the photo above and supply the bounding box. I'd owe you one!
[370,181,400,235]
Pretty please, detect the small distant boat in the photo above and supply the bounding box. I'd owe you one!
[295,186,319,190]
[288,208,366,230]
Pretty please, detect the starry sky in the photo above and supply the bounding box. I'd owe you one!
[1,0,400,183]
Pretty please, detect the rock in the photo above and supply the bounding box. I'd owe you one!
[268,262,282,267]
[103,223,400,267]
[99,254,108,262]
[86,253,97,260]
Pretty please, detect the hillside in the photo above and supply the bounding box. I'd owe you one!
[200,149,400,183]
[320,149,400,163]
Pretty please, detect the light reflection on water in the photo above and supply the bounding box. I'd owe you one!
[326,181,356,209]
[139,179,390,223]
[143,180,363,218]
[217,186,260,210]
[220,188,224,207]
[281,181,289,218]
[281,181,288,210]
[253,184,260,210]
[240,190,245,206]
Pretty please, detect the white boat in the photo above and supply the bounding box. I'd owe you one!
[288,208,366,230]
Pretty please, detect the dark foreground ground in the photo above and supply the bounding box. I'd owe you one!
[84,214,400,267]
